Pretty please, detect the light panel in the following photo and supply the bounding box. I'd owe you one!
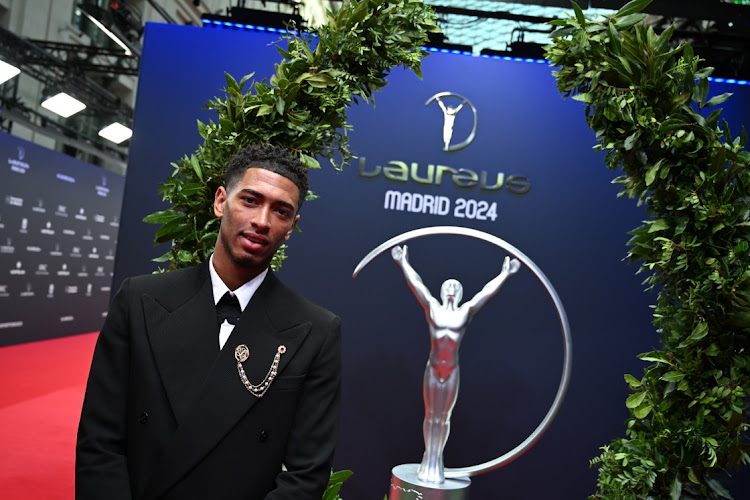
[0,60,20,85]
[98,122,132,144]
[41,92,87,118]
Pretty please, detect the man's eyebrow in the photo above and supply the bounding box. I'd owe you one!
[239,188,264,199]
[239,189,296,211]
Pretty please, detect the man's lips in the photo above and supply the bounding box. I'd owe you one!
[241,232,269,246]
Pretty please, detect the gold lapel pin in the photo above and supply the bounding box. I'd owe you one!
[235,344,250,362]
[235,344,286,398]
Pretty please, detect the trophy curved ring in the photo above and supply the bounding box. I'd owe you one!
[353,226,572,478]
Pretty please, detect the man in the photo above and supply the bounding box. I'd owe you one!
[391,245,519,483]
[76,143,342,499]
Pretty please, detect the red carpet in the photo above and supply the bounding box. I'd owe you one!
[0,333,98,500]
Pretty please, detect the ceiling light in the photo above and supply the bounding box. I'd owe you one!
[41,92,87,118]
[0,60,21,85]
[98,122,132,144]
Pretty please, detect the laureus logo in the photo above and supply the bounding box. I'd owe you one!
[17,146,25,161]
[425,92,477,152]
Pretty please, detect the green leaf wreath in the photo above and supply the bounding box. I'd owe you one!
[144,0,439,271]
[546,0,750,498]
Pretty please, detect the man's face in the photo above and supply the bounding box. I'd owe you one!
[213,167,300,277]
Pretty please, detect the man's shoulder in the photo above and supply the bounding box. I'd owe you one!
[122,263,205,299]
[268,274,338,324]
[130,264,201,285]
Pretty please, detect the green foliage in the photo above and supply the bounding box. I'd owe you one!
[324,469,354,500]
[546,0,750,498]
[144,0,439,271]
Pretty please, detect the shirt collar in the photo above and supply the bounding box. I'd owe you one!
[208,253,268,311]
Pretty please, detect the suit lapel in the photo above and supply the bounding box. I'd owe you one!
[142,272,312,500]
[144,263,219,424]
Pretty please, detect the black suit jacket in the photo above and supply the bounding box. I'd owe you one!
[76,262,342,499]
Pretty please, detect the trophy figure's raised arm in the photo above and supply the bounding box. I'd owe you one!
[391,245,521,484]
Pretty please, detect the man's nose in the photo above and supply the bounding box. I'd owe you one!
[251,206,271,231]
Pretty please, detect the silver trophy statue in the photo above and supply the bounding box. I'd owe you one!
[354,226,572,500]
[392,245,519,484]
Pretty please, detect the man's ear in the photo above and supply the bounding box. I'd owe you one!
[214,186,227,218]
[284,214,300,241]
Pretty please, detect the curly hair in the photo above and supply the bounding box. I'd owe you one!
[224,143,309,210]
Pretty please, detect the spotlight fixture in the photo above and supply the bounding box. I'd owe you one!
[0,60,20,85]
[98,122,132,144]
[41,92,87,118]
[77,5,133,55]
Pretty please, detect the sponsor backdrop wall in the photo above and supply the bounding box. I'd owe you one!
[0,132,124,347]
[117,23,750,498]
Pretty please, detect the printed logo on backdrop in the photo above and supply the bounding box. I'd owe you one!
[359,91,531,223]
[96,176,110,197]
[57,263,70,276]
[5,194,23,207]
[10,261,25,275]
[56,173,75,183]
[8,146,30,174]
[425,92,478,152]
[20,283,34,297]
[1,238,14,254]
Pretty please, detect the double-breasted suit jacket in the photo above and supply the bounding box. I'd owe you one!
[76,261,342,499]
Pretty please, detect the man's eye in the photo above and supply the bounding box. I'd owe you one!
[243,197,257,204]
[276,208,290,217]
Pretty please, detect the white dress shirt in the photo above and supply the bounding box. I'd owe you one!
[209,254,268,349]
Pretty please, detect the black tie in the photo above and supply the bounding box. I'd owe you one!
[216,291,242,326]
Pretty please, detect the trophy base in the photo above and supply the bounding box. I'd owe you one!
[390,464,471,500]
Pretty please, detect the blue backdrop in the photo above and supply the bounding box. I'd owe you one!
[0,132,123,346]
[115,23,750,498]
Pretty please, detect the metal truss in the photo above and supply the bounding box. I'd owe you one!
[28,40,139,77]
[0,26,135,123]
